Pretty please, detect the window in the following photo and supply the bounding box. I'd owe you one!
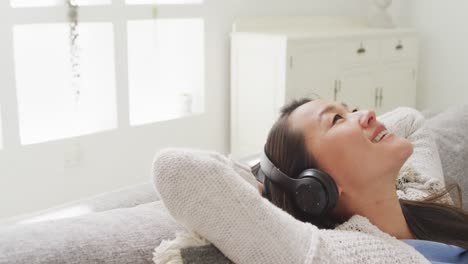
[128,18,204,125]
[2,0,205,145]
[126,0,202,4]
[11,0,110,8]
[14,23,117,145]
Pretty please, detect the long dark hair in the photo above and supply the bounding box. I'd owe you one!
[252,97,468,249]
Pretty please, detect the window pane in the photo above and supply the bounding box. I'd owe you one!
[126,0,202,5]
[13,23,117,145]
[11,0,110,8]
[128,19,204,126]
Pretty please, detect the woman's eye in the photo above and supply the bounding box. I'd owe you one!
[332,114,343,125]
[352,108,358,113]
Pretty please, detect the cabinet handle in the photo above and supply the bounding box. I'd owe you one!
[334,80,338,101]
[379,87,384,107]
[357,43,366,54]
[374,87,379,108]
[333,80,342,101]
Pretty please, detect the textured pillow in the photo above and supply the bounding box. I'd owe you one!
[0,201,185,264]
[425,104,468,209]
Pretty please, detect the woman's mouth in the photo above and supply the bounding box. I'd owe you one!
[372,129,389,143]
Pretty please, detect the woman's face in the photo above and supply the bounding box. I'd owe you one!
[288,99,413,194]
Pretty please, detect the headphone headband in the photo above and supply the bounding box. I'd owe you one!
[259,151,297,193]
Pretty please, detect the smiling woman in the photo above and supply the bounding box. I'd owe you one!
[256,97,468,249]
[151,98,468,263]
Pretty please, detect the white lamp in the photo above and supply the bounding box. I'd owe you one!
[369,0,394,28]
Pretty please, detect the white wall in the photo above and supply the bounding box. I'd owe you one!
[0,0,367,219]
[394,0,468,111]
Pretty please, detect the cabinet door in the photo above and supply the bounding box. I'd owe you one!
[287,43,337,102]
[337,68,378,111]
[379,62,417,114]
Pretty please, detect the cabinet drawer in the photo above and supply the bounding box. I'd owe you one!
[339,39,380,68]
[381,37,418,62]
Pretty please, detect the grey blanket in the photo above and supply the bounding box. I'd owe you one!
[181,245,233,263]
[426,104,468,209]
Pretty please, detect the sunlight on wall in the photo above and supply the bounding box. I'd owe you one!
[18,205,93,224]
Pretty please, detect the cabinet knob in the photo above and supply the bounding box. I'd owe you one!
[357,43,366,54]
[395,40,404,51]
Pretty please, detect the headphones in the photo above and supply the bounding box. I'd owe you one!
[258,149,339,217]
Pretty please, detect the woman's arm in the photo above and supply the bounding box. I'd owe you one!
[152,148,431,264]
[152,148,318,264]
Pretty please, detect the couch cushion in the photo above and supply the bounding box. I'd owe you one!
[0,201,184,264]
[0,182,159,226]
[425,104,468,209]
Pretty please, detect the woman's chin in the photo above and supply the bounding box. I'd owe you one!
[396,138,414,161]
[382,135,413,163]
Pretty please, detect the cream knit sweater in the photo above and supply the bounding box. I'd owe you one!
[152,107,445,264]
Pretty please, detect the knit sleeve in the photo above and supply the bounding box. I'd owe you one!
[152,148,319,264]
[378,107,445,200]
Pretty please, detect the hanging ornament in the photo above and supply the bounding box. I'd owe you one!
[369,0,394,28]
[68,0,81,105]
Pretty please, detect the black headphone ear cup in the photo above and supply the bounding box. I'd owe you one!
[258,151,338,216]
[295,169,339,216]
[294,179,328,216]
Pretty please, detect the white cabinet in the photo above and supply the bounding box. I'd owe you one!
[287,43,337,102]
[379,62,417,113]
[230,28,419,159]
[337,67,377,110]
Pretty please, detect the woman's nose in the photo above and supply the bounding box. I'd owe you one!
[358,110,376,128]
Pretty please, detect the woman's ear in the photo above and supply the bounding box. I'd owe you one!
[337,186,343,197]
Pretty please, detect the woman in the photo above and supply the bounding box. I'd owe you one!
[153,98,468,264]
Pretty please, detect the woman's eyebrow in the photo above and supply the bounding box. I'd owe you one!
[340,102,349,111]
[340,102,359,113]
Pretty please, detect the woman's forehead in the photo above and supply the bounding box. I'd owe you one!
[288,99,328,131]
